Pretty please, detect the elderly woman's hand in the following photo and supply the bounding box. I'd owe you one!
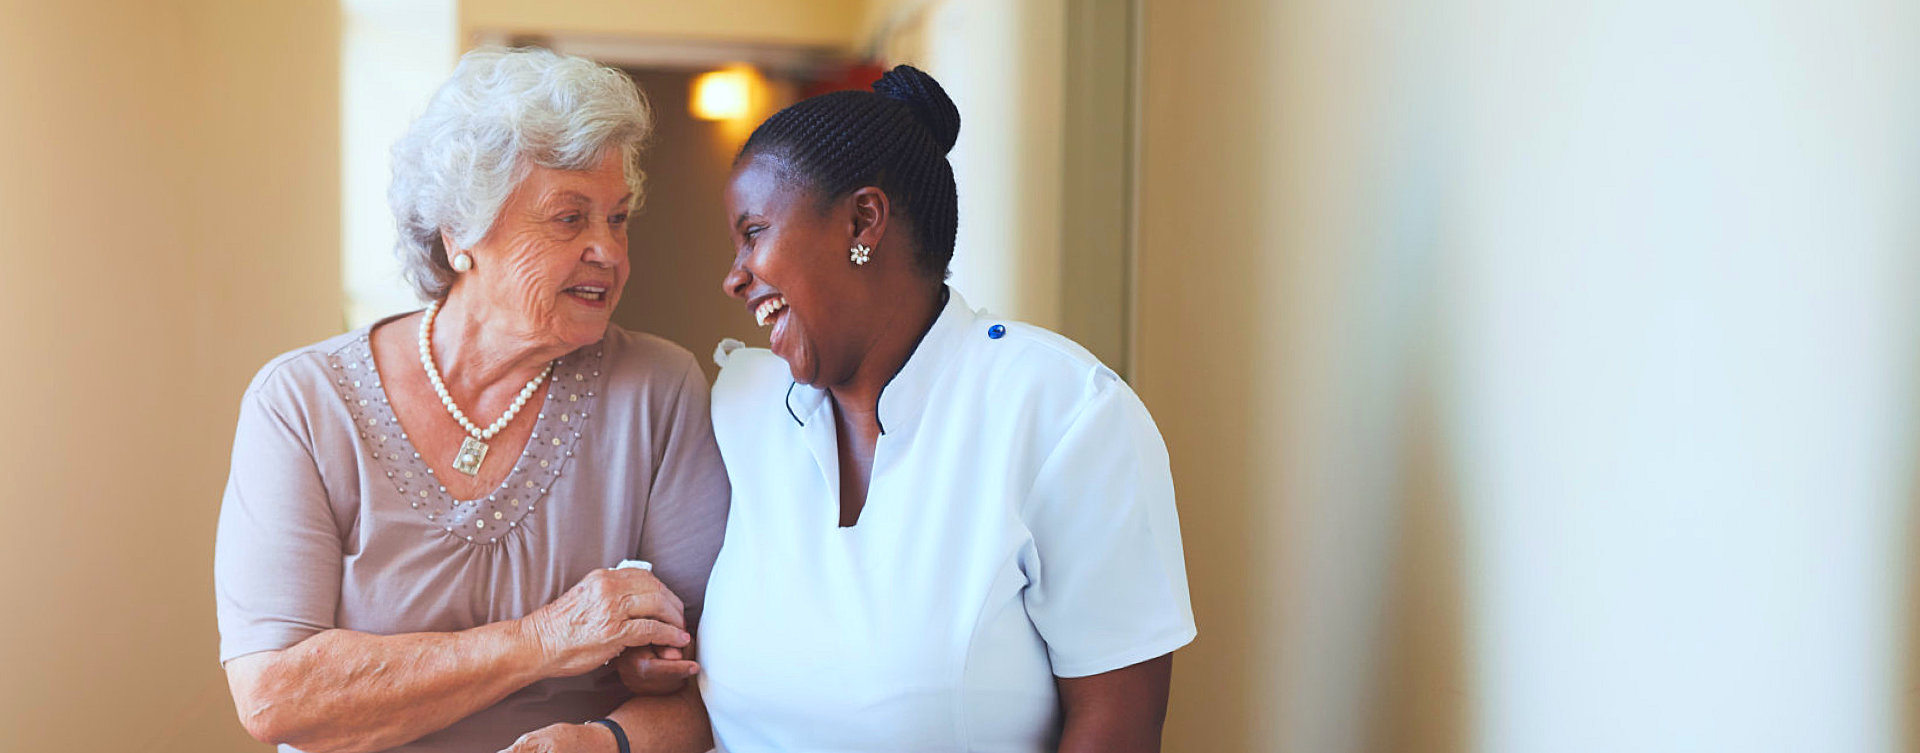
[520,567,692,678]
[499,721,615,753]
[615,642,699,695]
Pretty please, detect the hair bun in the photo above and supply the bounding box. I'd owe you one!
[872,64,961,154]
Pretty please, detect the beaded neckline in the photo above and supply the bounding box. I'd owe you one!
[326,332,606,545]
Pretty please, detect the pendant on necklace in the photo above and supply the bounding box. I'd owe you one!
[453,436,489,476]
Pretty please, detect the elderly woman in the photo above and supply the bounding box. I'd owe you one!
[215,48,725,753]
[694,65,1195,752]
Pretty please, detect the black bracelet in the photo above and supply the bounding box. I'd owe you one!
[587,717,630,753]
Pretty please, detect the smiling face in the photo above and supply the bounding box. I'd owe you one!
[453,149,633,351]
[721,154,884,387]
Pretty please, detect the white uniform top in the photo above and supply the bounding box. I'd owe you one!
[698,289,1196,753]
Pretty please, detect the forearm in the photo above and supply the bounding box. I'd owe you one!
[233,620,547,753]
[1053,654,1174,753]
[605,682,712,753]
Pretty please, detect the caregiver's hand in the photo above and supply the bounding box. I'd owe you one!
[616,642,700,695]
[520,567,690,677]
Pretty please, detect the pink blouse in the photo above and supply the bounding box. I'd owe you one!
[215,318,729,753]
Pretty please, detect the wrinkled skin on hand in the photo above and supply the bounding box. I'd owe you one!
[521,567,690,677]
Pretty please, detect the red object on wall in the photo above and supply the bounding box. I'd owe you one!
[801,62,888,98]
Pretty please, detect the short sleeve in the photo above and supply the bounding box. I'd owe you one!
[1021,374,1196,678]
[637,358,731,630]
[214,368,344,664]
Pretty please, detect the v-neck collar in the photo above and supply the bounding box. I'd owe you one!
[776,290,976,530]
[331,314,608,545]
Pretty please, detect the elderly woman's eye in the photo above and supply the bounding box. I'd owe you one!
[557,213,582,224]
[610,213,630,225]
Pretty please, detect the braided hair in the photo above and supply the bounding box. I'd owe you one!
[738,65,961,279]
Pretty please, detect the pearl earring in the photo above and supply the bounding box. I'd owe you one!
[451,252,473,272]
[850,244,872,266]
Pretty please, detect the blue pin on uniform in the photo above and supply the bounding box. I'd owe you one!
[987,324,1006,340]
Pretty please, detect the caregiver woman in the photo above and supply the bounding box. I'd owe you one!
[214,48,725,753]
[690,65,1195,752]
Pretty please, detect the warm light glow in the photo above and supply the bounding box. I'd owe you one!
[692,65,756,121]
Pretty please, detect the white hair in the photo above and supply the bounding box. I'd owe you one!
[388,47,652,301]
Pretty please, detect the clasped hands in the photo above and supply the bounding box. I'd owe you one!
[499,566,699,752]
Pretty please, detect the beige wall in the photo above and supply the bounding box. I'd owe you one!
[460,0,866,47]
[1133,0,1464,751]
[1137,1,1920,752]
[0,1,341,750]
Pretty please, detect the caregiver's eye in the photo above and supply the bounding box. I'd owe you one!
[610,212,630,225]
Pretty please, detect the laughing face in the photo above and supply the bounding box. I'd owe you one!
[721,153,882,387]
[455,149,633,351]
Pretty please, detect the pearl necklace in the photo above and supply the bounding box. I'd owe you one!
[418,299,553,476]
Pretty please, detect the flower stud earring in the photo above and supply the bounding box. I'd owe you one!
[451,252,474,272]
[850,243,872,266]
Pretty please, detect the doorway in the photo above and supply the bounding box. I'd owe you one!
[611,66,799,381]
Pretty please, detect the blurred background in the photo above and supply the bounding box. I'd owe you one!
[3,0,1917,751]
